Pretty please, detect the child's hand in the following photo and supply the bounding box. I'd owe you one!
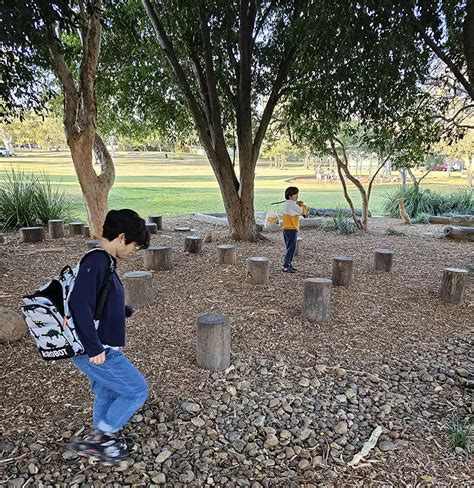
[90,352,106,365]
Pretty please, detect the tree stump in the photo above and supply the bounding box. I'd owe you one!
[174,226,191,232]
[374,249,394,272]
[184,236,202,254]
[69,222,85,236]
[86,239,100,250]
[148,215,163,230]
[217,244,236,265]
[196,313,230,371]
[83,225,91,238]
[48,220,64,239]
[440,268,468,304]
[146,222,158,234]
[246,257,269,285]
[303,278,332,322]
[144,245,172,271]
[124,271,153,308]
[332,257,354,287]
[443,226,474,242]
[20,227,45,243]
[294,237,303,257]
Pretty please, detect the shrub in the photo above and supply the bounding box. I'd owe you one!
[448,415,472,451]
[411,213,430,224]
[382,186,474,219]
[325,209,356,235]
[0,169,75,230]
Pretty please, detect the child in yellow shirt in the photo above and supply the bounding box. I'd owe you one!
[282,186,308,273]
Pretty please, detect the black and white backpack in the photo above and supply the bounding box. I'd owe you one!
[21,248,115,360]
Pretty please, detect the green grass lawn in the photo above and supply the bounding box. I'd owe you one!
[1,150,469,220]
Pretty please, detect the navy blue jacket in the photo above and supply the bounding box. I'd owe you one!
[69,250,128,358]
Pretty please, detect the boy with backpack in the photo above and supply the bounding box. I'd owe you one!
[282,186,308,273]
[67,209,150,465]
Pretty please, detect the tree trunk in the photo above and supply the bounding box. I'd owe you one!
[399,168,407,191]
[467,154,473,190]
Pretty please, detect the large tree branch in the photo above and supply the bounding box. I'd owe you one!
[464,0,474,91]
[141,0,215,156]
[412,9,474,100]
[94,132,115,186]
[189,52,213,132]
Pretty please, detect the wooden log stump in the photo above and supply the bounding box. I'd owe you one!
[246,257,269,285]
[69,222,85,236]
[20,226,45,243]
[295,237,303,257]
[374,249,394,272]
[124,271,153,308]
[217,244,236,265]
[184,236,202,254]
[148,215,163,230]
[443,226,474,242]
[440,268,468,304]
[48,220,64,239]
[196,313,230,371]
[146,222,158,234]
[83,225,91,238]
[86,239,100,250]
[144,245,172,271]
[303,278,332,322]
[174,226,191,232]
[332,257,354,287]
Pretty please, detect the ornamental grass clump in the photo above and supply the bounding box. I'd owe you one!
[0,168,75,230]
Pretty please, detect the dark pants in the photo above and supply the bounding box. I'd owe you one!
[283,229,298,268]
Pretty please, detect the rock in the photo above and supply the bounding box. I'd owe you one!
[265,434,279,448]
[191,416,205,427]
[298,427,312,441]
[335,394,347,403]
[227,385,237,397]
[335,368,347,378]
[71,474,86,484]
[334,421,348,435]
[456,368,470,378]
[299,378,310,387]
[379,440,396,452]
[155,449,172,464]
[380,404,392,415]
[181,402,200,413]
[312,455,324,467]
[0,307,27,344]
[179,471,196,483]
[28,463,39,475]
[298,459,310,469]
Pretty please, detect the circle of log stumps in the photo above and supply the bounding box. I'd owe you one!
[148,215,163,231]
[20,226,45,243]
[332,256,354,287]
[86,239,100,250]
[303,278,332,322]
[196,313,230,371]
[184,235,202,254]
[374,249,394,272]
[144,245,172,271]
[69,222,85,236]
[247,257,269,285]
[295,237,302,257]
[146,222,158,234]
[48,220,64,239]
[217,244,236,265]
[124,271,153,308]
[440,268,468,305]
[83,225,91,238]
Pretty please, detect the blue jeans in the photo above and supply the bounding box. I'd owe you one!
[71,349,148,433]
[283,229,298,268]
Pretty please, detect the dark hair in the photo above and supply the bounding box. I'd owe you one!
[102,209,150,249]
[285,186,299,200]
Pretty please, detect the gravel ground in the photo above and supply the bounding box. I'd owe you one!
[0,216,473,486]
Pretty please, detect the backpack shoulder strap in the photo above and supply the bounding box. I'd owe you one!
[79,248,116,321]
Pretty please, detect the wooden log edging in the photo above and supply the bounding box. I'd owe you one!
[20,227,45,243]
[440,268,468,304]
[196,313,231,371]
[303,278,332,322]
[124,271,153,308]
[443,226,474,242]
[429,215,474,227]
[246,257,269,285]
[48,220,64,239]
[332,257,354,287]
